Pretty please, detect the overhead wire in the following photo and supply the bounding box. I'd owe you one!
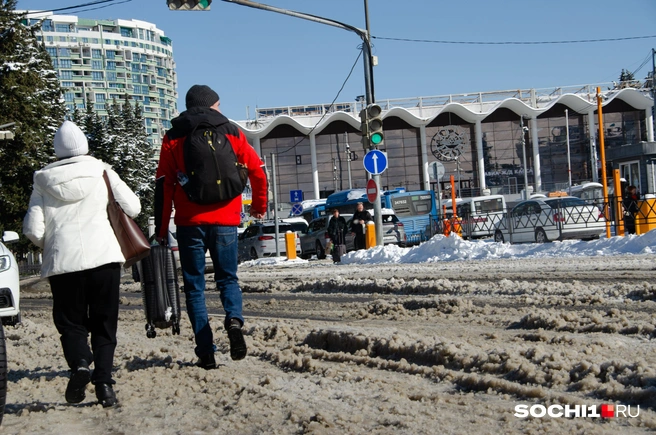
[276,48,363,156]
[372,35,656,45]
[28,0,126,14]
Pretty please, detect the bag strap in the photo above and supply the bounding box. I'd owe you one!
[103,170,116,203]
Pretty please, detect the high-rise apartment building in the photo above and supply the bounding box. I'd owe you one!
[24,11,178,153]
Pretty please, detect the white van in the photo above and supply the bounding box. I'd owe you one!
[443,195,507,239]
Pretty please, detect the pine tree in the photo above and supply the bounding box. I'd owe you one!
[127,98,156,228]
[0,0,66,250]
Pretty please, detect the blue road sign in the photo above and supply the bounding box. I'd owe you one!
[291,203,304,216]
[363,150,388,175]
[290,189,303,203]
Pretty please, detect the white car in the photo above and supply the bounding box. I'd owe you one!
[0,231,20,324]
[493,198,605,244]
[238,222,302,261]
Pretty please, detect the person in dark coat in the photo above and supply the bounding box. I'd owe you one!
[350,202,373,250]
[327,209,348,263]
[623,185,640,234]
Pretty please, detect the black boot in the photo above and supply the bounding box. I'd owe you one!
[228,318,247,361]
[196,352,216,370]
[95,383,118,408]
[65,359,91,404]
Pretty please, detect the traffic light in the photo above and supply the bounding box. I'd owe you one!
[366,104,384,148]
[167,0,211,10]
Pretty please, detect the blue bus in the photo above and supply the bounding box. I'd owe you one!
[325,188,438,245]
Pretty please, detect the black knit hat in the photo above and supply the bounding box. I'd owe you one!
[185,84,219,109]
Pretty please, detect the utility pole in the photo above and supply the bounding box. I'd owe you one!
[345,133,352,189]
[565,109,572,194]
[652,48,655,137]
[520,117,530,199]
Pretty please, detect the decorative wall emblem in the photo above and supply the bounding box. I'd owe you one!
[430,126,467,161]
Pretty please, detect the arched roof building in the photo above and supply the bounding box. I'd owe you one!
[233,83,654,201]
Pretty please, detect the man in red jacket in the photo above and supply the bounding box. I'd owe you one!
[155,84,267,369]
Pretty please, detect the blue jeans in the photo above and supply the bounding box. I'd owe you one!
[176,225,243,357]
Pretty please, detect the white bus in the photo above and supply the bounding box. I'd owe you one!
[443,194,507,239]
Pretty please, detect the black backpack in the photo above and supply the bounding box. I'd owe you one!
[179,122,249,205]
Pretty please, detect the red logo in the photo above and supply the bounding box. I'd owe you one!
[601,404,614,418]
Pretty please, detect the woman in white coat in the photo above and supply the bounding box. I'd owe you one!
[23,120,141,408]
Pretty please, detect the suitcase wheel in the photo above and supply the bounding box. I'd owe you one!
[146,324,157,339]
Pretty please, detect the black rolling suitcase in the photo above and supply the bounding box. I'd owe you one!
[138,245,182,338]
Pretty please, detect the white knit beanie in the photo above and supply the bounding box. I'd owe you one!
[54,120,89,159]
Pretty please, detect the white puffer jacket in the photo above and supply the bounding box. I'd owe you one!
[23,155,142,278]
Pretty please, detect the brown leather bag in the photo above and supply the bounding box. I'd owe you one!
[103,171,150,268]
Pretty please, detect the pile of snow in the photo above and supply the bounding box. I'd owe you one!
[239,230,656,267]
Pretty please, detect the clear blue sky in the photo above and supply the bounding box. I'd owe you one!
[17,0,656,121]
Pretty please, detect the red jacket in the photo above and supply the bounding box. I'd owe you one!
[155,107,267,238]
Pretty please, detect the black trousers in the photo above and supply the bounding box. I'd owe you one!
[354,233,366,250]
[49,263,121,385]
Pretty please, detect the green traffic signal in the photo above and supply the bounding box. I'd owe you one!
[370,132,383,145]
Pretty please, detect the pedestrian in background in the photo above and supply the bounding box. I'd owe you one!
[350,202,372,250]
[327,208,348,263]
[23,120,141,407]
[155,84,267,369]
[623,185,640,234]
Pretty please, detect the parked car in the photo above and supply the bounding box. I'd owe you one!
[493,198,605,244]
[238,222,302,261]
[345,208,407,247]
[300,214,354,260]
[280,217,309,235]
[0,230,21,425]
[0,231,20,325]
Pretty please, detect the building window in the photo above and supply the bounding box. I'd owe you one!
[92,49,102,59]
[64,92,75,102]
[92,60,103,70]
[60,59,72,68]
[46,47,57,57]
[92,71,104,80]
[55,24,71,33]
[59,48,70,56]
[620,161,641,192]
[95,103,105,111]
[82,37,89,43]
[95,94,106,103]
[42,20,53,31]
[60,70,73,80]
[106,51,115,59]
[107,72,117,81]
[59,36,67,42]
[120,27,133,38]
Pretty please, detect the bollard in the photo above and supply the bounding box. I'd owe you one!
[285,231,297,260]
[365,221,376,248]
[636,197,656,234]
